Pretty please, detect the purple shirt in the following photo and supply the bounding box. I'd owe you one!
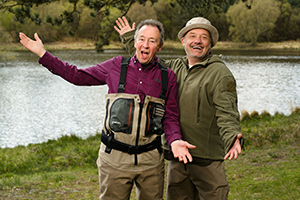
[39,51,182,145]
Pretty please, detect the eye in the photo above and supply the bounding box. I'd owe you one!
[201,35,209,40]
[150,39,155,43]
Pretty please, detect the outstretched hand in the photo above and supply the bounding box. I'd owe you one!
[114,16,136,35]
[224,134,243,160]
[19,32,46,58]
[171,140,196,164]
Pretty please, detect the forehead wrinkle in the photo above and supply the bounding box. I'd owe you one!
[188,29,210,36]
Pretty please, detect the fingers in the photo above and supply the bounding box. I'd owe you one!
[119,16,126,27]
[182,156,188,164]
[19,32,29,42]
[178,154,193,164]
[114,25,121,34]
[34,33,40,42]
[115,16,134,30]
[224,145,242,160]
[177,155,188,164]
[116,17,126,29]
[19,32,31,47]
[186,142,196,149]
[186,153,193,162]
[171,140,194,163]
[224,151,233,160]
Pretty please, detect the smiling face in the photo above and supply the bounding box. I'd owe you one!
[181,28,212,66]
[134,25,163,65]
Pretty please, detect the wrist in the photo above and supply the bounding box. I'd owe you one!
[37,49,46,58]
[39,49,46,58]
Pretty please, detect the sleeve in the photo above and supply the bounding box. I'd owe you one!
[213,73,242,153]
[38,51,110,86]
[162,69,182,146]
[120,30,136,57]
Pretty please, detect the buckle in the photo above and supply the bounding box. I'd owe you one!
[106,134,113,148]
[127,145,138,154]
[118,84,126,93]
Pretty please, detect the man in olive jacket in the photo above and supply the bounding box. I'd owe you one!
[115,16,243,200]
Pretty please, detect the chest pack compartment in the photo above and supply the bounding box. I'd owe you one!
[101,57,168,154]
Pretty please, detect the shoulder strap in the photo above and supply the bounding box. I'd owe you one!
[118,57,168,99]
[118,57,131,93]
[159,63,168,100]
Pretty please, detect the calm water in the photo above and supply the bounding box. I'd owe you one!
[0,49,299,148]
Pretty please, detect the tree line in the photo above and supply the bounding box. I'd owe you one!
[0,0,299,50]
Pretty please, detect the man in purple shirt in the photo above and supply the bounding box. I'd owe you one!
[19,19,195,200]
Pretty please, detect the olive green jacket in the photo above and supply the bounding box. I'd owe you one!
[121,30,241,160]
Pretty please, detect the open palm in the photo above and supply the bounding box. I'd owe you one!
[19,32,46,57]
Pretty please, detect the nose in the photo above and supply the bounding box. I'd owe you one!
[142,41,150,48]
[194,36,203,43]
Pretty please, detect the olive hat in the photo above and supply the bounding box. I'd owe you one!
[178,17,219,47]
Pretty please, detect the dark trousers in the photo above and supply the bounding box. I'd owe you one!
[167,160,229,200]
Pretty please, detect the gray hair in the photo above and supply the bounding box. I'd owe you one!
[134,19,164,47]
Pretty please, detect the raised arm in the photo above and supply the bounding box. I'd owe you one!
[19,32,46,58]
[114,16,136,56]
[114,16,135,35]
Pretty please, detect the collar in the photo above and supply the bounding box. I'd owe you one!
[132,53,159,70]
[186,52,213,68]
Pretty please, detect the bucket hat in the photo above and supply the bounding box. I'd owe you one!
[178,17,219,47]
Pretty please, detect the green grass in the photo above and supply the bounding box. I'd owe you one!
[1,109,299,199]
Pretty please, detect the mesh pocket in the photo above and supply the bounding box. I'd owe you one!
[109,98,134,134]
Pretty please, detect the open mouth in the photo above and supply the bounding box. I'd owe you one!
[192,46,202,50]
[141,50,149,55]
[141,50,149,58]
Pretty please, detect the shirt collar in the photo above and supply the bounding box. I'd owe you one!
[133,54,159,70]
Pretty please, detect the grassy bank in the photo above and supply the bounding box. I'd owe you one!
[1,108,299,199]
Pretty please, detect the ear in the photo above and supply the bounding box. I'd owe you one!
[134,40,137,49]
[180,37,185,46]
[157,42,164,52]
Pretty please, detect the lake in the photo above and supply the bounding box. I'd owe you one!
[0,49,299,148]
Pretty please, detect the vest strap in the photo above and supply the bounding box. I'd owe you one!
[159,63,168,100]
[118,57,131,93]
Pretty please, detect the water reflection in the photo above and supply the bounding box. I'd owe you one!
[0,49,299,148]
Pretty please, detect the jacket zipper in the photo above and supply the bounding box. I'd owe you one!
[197,87,201,123]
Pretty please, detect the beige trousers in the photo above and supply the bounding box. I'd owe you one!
[98,158,165,200]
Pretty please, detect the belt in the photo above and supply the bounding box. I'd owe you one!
[101,131,162,155]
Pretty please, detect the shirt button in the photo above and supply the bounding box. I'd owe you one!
[140,81,142,84]
[139,68,141,71]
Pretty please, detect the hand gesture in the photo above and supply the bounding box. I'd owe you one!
[224,134,243,160]
[171,140,196,164]
[19,32,46,58]
[114,16,136,35]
